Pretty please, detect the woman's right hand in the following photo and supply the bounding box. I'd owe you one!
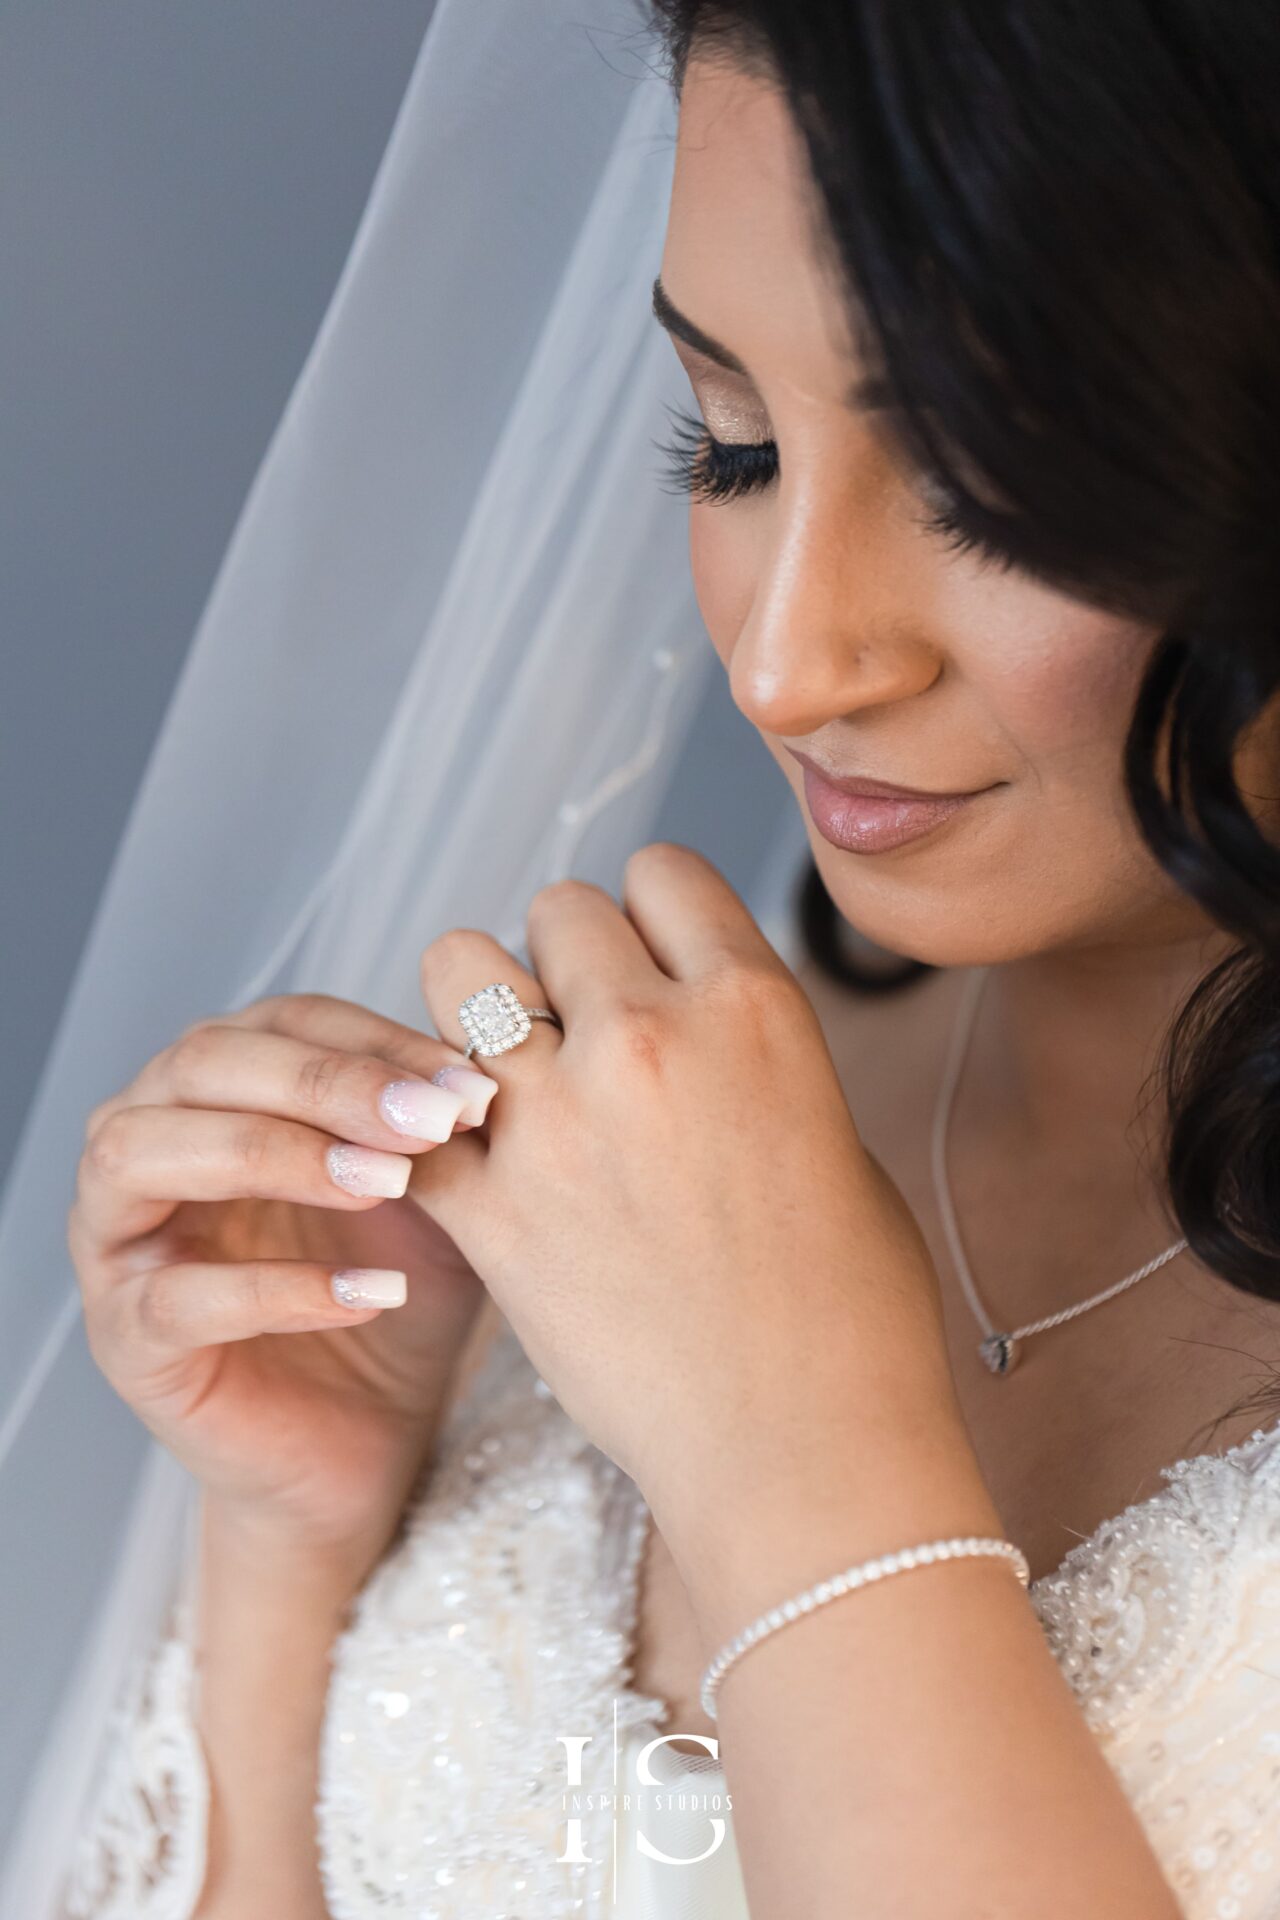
[68,991,502,1576]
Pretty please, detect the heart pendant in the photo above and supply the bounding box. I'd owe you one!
[979,1332,1019,1376]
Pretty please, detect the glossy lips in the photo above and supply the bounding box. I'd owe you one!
[796,757,989,853]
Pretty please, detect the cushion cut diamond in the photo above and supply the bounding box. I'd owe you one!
[457,982,533,1056]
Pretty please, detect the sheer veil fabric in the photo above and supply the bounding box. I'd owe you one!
[0,2,807,1905]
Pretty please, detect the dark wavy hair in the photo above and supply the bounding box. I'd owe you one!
[649,2,1280,1357]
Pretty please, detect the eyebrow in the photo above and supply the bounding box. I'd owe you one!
[651,274,748,374]
[651,274,893,412]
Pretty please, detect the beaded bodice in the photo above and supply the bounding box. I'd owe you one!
[59,1318,1280,1920]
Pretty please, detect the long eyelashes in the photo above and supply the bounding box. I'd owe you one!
[653,405,779,504]
[653,401,1014,570]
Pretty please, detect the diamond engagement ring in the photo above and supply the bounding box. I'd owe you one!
[456,982,563,1060]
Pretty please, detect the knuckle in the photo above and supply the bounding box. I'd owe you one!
[85,1108,136,1182]
[736,956,791,1005]
[175,1014,221,1046]
[420,926,483,974]
[167,1020,227,1091]
[84,1095,120,1143]
[135,1272,180,1344]
[233,1114,277,1175]
[293,1047,349,1113]
[239,1263,269,1319]
[702,954,797,1033]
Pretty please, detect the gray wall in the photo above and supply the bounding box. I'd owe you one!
[0,1,442,1190]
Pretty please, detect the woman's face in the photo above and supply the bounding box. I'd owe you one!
[657,54,1228,968]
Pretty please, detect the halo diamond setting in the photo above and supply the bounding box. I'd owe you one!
[457,982,534,1057]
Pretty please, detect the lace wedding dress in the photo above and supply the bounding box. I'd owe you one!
[55,1315,1280,1920]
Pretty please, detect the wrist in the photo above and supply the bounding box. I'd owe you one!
[200,1490,402,1598]
[196,1496,361,1719]
[647,1384,1002,1659]
[194,1496,359,1910]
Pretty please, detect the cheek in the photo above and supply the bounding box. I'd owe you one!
[965,592,1158,782]
[688,505,759,669]
[945,605,1171,945]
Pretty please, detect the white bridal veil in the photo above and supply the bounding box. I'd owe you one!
[0,0,808,1906]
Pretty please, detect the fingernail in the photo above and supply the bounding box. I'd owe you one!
[429,1065,500,1125]
[378,1077,467,1142]
[331,1268,407,1309]
[325,1142,412,1197]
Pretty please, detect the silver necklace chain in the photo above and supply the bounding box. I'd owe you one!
[929,964,1188,1377]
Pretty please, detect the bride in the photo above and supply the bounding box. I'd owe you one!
[47,2,1280,1916]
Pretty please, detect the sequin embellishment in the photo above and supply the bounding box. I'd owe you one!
[56,1320,1280,1920]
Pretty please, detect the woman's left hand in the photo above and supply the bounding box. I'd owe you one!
[407,842,963,1529]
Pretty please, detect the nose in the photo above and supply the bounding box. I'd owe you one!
[726,468,945,740]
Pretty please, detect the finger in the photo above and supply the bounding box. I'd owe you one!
[94,1258,410,1373]
[621,841,786,979]
[402,1122,488,1246]
[127,1023,486,1151]
[74,1104,416,1265]
[524,877,662,1019]
[418,929,563,1086]
[89,994,499,1140]
[222,990,466,1065]
[236,997,500,1128]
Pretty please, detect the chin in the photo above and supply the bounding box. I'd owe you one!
[804,834,1053,974]
[806,835,1185,974]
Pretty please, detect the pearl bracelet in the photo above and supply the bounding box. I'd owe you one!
[699,1534,1031,1721]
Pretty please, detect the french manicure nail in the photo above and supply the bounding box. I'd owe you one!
[331,1268,407,1309]
[378,1077,467,1142]
[325,1142,413,1197]
[429,1065,500,1125]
